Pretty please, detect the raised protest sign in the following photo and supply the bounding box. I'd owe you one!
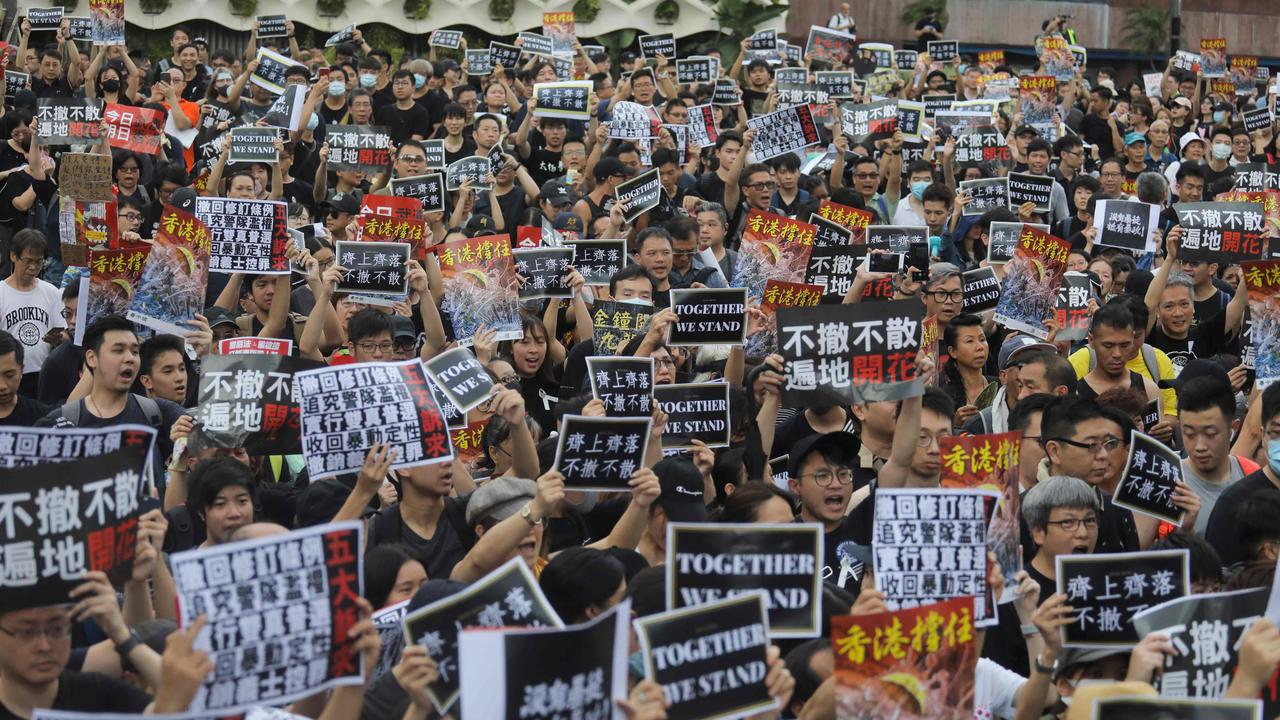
[459,600,629,720]
[927,39,958,61]
[610,101,660,140]
[587,356,654,418]
[256,14,287,37]
[712,79,740,106]
[832,597,979,720]
[936,110,1008,166]
[5,71,29,98]
[489,41,521,69]
[922,93,955,118]
[295,359,453,479]
[127,204,211,336]
[805,26,855,66]
[988,221,1047,264]
[815,70,855,99]
[0,425,155,470]
[668,288,747,346]
[172,522,365,714]
[542,11,575,52]
[939,432,1022,602]
[195,197,290,275]
[747,28,776,50]
[732,210,815,302]
[1112,429,1185,526]
[1007,172,1055,214]
[866,225,927,254]
[371,599,409,683]
[959,268,1000,314]
[58,152,113,201]
[858,42,894,70]
[686,103,719,148]
[1244,107,1273,134]
[553,414,652,491]
[817,200,872,241]
[897,100,924,141]
[993,225,1069,339]
[635,593,777,720]
[532,81,592,120]
[463,48,492,75]
[839,99,898,145]
[805,234,861,303]
[747,103,821,161]
[591,299,654,355]
[429,29,463,49]
[639,33,676,59]
[616,168,662,223]
[1174,201,1267,265]
[403,557,562,714]
[103,103,163,155]
[192,354,321,456]
[250,47,304,95]
[516,31,554,57]
[1133,587,1267,701]
[423,347,495,414]
[1057,549,1190,647]
[777,298,925,405]
[1233,163,1275,193]
[335,241,410,297]
[1201,38,1228,78]
[874,488,999,626]
[27,7,64,30]
[324,25,354,47]
[217,337,292,355]
[419,139,447,170]
[960,177,1009,216]
[263,84,307,131]
[676,57,716,85]
[567,239,625,285]
[391,173,446,216]
[446,156,492,191]
[1094,199,1160,253]
[37,98,102,145]
[667,523,823,638]
[325,124,393,174]
[89,0,124,45]
[1246,260,1280,388]
[512,247,574,300]
[1055,271,1093,342]
[1096,697,1262,720]
[653,382,731,449]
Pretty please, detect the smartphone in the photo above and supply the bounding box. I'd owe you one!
[869,252,904,274]
[907,241,930,277]
[317,68,330,81]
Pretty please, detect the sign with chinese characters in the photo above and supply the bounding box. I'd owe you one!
[1112,429,1185,526]
[746,103,821,161]
[36,98,103,145]
[590,299,654,356]
[436,234,521,346]
[295,359,453,480]
[1007,172,1055,214]
[927,39,959,61]
[58,152,113,202]
[429,29,463,49]
[324,25,354,48]
[324,124,393,174]
[196,197,290,275]
[1057,549,1190,648]
[961,267,1001,313]
[874,488,999,626]
[217,337,293,356]
[403,557,562,714]
[587,356,654,418]
[635,593,777,720]
[262,85,306,132]
[566,239,625,285]
[1095,697,1262,720]
[459,600,630,720]
[668,288,747,346]
[839,99,898,146]
[815,70,854,99]
[652,382,731,449]
[667,523,823,638]
[988,221,1047,264]
[532,81,592,120]
[370,599,409,683]
[686,103,719,148]
[1094,199,1160,254]
[615,168,662,223]
[512,247,574,300]
[732,210,815,303]
[423,347,495,414]
[805,228,861,303]
[127,204,211,337]
[1200,38,1228,78]
[81,245,146,333]
[777,298,925,405]
[445,156,492,192]
[992,225,1069,339]
[1174,201,1267,266]
[935,111,1008,166]
[553,414,652,491]
[250,47,305,95]
[172,522,366,714]
[489,41,521,69]
[960,177,1010,216]
[804,25,856,66]
[866,225,927,254]
[676,57,716,85]
[390,172,446,218]
[192,354,322,456]
[639,33,677,59]
[1246,260,1280,389]
[1054,270,1093,342]
[103,103,163,155]
[832,597,978,720]
[939,432,1022,602]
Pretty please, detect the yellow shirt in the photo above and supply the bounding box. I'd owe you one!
[1068,345,1178,416]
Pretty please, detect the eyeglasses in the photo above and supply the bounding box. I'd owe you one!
[916,432,948,448]
[1051,436,1122,454]
[498,374,519,385]
[60,308,74,319]
[853,172,879,180]
[329,210,348,219]
[1044,517,1099,533]
[927,290,963,303]
[798,468,854,487]
[672,250,696,257]
[0,623,71,644]
[654,357,676,368]
[1100,172,1123,179]
[119,212,142,221]
[399,155,426,163]
[356,341,395,354]
[745,181,777,191]
[394,339,417,352]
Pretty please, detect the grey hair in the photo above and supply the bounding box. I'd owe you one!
[1136,171,1169,205]
[1022,475,1100,530]
[925,262,962,289]
[696,201,729,227]
[1164,272,1195,295]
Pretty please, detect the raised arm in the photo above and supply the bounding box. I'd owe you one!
[877,392,923,489]
[722,127,754,212]
[451,469,563,583]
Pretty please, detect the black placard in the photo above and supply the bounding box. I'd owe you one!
[418,139,446,170]
[806,243,863,303]
[962,266,1001,313]
[518,32,555,57]
[653,382,731,449]
[512,247,574,300]
[1112,429,1185,525]
[325,25,355,47]
[446,156,492,191]
[335,241,411,297]
[1007,172,1055,214]
[533,81,592,119]
[431,29,463,49]
[815,71,854,99]
[553,414,652,491]
[896,50,919,70]
[229,127,278,164]
[5,71,29,97]
[988,221,1048,264]
[1174,201,1267,265]
[325,124,394,174]
[1056,550,1190,647]
[676,58,715,85]
[639,33,677,59]
[489,42,522,69]
[1096,697,1263,720]
[66,16,91,41]
[636,594,777,720]
[1094,199,1159,253]
[667,523,823,638]
[669,288,747,346]
[391,172,447,215]
[923,93,955,118]
[256,14,288,38]
[960,177,1010,216]
[615,168,661,223]
[195,197,291,275]
[36,98,103,145]
[839,99,898,145]
[866,225,927,254]
[567,238,626,285]
[712,78,740,106]
[465,49,493,75]
[809,212,854,247]
[1141,400,1160,434]
[897,101,924,139]
[587,356,655,418]
[192,354,322,455]
[927,40,959,61]
[27,6,64,30]
[1244,107,1273,134]
[747,29,776,50]
[403,558,562,715]
[424,347,496,414]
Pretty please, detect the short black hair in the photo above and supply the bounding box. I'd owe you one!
[1053,135,1083,154]
[663,216,698,243]
[348,308,394,344]
[10,228,47,260]
[1041,396,1106,447]
[1089,302,1135,334]
[1026,138,1052,156]
[83,315,136,357]
[943,313,983,351]
[140,334,185,378]
[1176,376,1233,421]
[191,456,257,516]
[1176,162,1206,183]
[442,102,467,120]
[1239,489,1280,561]
[539,547,625,624]
[609,264,658,296]
[1262,383,1280,426]
[921,386,955,423]
[1069,174,1101,198]
[771,153,801,172]
[0,329,23,367]
[635,227,672,253]
[921,183,953,206]
[1008,392,1056,434]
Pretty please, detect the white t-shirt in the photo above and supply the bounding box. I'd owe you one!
[0,279,65,374]
[973,657,1025,719]
[892,198,927,227]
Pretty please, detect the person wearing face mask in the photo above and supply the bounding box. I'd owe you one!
[890,160,937,226]
[1202,125,1237,196]
[84,47,141,104]
[1205,382,1280,567]
[318,66,352,125]
[356,57,392,107]
[198,66,240,135]
[374,70,431,145]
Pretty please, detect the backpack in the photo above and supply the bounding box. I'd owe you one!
[1085,344,1159,383]
[60,393,163,428]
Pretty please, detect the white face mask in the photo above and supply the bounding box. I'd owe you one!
[619,297,653,307]
[1060,678,1111,706]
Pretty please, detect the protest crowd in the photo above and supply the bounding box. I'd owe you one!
[8,1,1280,719]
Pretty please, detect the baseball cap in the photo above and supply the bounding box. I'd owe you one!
[593,157,636,182]
[1170,95,1193,110]
[553,211,583,233]
[438,58,461,74]
[323,191,360,215]
[465,476,536,526]
[1158,357,1231,391]
[1014,124,1038,139]
[203,306,238,330]
[787,431,859,482]
[539,180,574,207]
[1178,131,1205,152]
[654,456,708,523]
[1124,130,1147,146]
[465,213,496,234]
[390,315,416,341]
[998,335,1057,370]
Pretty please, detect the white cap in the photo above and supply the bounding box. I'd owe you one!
[1178,131,1205,153]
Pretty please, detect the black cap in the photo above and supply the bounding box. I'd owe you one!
[1158,358,1231,391]
[655,456,708,523]
[553,211,584,233]
[788,431,859,481]
[323,191,360,216]
[390,315,416,340]
[170,187,198,213]
[593,157,636,182]
[203,306,238,329]
[1014,124,1038,138]
[406,578,468,614]
[465,213,496,234]
[539,180,574,207]
[438,58,461,74]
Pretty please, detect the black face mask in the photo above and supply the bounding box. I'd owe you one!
[101,79,121,92]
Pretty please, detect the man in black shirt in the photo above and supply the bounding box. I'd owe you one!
[516,113,569,188]
[1205,383,1280,567]
[375,71,432,145]
[0,329,51,425]
[1022,476,1101,609]
[787,432,866,594]
[1079,86,1115,162]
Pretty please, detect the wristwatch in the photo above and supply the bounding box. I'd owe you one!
[115,628,143,662]
[520,503,543,526]
[1033,654,1058,676]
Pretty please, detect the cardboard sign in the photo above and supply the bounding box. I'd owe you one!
[58,152,113,201]
[1174,201,1267,266]
[465,48,492,75]
[668,287,747,346]
[1094,199,1160,253]
[217,337,293,355]
[256,14,288,37]
[927,40,958,62]
[587,356,654,418]
[746,103,821,161]
[446,156,492,191]
[712,78,740,106]
[591,299,654,356]
[436,234,521,346]
[615,168,662,223]
[1007,172,1055,214]
[295,359,453,479]
[325,25,354,47]
[961,266,1001,313]
[391,173,447,216]
[1112,429,1185,526]
[960,177,1010,216]
[334,241,410,297]
[804,25,856,66]
[513,247,574,300]
[1056,550,1190,647]
[652,382,731,449]
[325,124,393,174]
[88,0,124,45]
[667,523,823,638]
[639,33,677,59]
[27,7,65,30]
[634,593,777,720]
[532,81,592,120]
[553,414,652,491]
[566,238,626,285]
[196,197,290,275]
[171,522,366,714]
[192,353,321,455]
[1055,271,1093,342]
[1095,697,1262,720]
[36,98,102,145]
[423,347,496,414]
[992,225,1069,339]
[676,57,716,85]
[229,126,279,164]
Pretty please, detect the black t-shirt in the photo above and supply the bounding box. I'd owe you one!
[0,671,151,719]
[1147,306,1228,373]
[443,138,478,166]
[29,76,74,99]
[772,410,858,469]
[521,130,565,187]
[1205,468,1274,567]
[375,102,432,145]
[519,373,561,436]
[38,341,83,406]
[0,395,53,426]
[44,394,187,462]
[817,515,868,597]
[1193,289,1230,328]
[380,501,469,580]
[318,101,350,125]
[1203,163,1236,196]
[1079,113,1114,161]
[741,88,770,118]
